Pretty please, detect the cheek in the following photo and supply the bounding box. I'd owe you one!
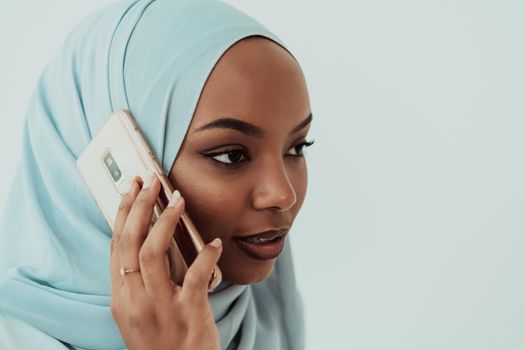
[170,157,308,240]
[170,162,246,242]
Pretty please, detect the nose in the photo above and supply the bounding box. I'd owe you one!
[251,160,297,212]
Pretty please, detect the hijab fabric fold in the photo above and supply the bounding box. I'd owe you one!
[0,0,305,349]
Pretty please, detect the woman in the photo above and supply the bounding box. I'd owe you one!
[0,0,314,349]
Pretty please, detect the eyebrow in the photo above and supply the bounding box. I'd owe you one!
[193,113,313,138]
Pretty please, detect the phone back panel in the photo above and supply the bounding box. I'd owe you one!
[76,110,222,292]
[77,112,150,230]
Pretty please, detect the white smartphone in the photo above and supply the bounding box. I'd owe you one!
[76,109,221,292]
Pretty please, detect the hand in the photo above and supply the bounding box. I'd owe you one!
[109,174,222,350]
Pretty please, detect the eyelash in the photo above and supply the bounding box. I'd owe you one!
[204,139,315,168]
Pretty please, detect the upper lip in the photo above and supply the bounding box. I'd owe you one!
[236,228,289,240]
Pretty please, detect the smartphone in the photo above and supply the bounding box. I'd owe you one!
[76,109,221,292]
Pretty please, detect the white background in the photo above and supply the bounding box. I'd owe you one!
[1,1,524,349]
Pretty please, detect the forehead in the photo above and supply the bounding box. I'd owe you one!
[188,36,310,134]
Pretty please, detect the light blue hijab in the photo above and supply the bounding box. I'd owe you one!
[0,0,305,349]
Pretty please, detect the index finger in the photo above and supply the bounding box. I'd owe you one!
[113,177,142,241]
[110,178,140,289]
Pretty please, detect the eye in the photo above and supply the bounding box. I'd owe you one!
[206,148,249,166]
[204,138,315,168]
[286,139,315,157]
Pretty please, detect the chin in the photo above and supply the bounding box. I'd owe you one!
[222,260,276,285]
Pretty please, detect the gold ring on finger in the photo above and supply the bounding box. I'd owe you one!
[119,267,141,276]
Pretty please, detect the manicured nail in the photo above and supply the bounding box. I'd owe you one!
[120,179,133,195]
[209,238,222,248]
[142,172,154,189]
[167,190,181,208]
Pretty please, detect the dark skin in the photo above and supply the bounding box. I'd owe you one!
[168,36,312,284]
[110,36,312,349]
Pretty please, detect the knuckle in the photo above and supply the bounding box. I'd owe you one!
[127,305,153,329]
[134,195,152,211]
[139,247,158,267]
[183,270,206,291]
[110,237,119,255]
[118,235,135,252]
[110,299,120,317]
[116,292,155,327]
[118,199,131,212]
[172,318,189,337]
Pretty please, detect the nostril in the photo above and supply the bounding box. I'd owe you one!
[251,168,297,211]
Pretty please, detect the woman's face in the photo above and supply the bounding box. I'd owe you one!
[169,37,312,285]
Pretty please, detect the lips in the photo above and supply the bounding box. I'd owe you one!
[234,229,289,260]
[236,229,289,241]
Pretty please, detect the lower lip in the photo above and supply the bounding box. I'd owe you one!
[234,235,286,261]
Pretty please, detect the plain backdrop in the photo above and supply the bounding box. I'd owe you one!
[1,1,524,349]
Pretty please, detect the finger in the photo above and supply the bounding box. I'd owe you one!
[180,238,222,303]
[140,190,185,299]
[119,172,161,288]
[110,179,141,289]
[113,176,142,239]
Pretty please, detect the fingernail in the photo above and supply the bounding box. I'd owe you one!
[209,238,222,248]
[167,190,181,208]
[142,172,154,190]
[121,179,133,196]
